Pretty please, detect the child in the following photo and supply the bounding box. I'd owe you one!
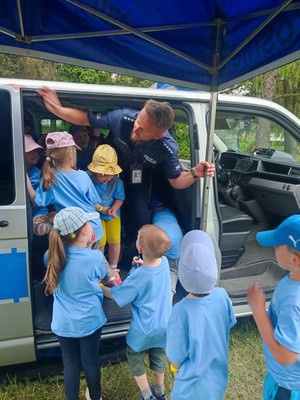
[247,215,300,399]
[88,144,125,286]
[69,124,94,170]
[26,131,103,240]
[102,224,172,400]
[149,194,183,297]
[24,134,54,236]
[44,207,106,400]
[166,230,237,400]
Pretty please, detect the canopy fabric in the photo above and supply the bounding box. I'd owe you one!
[0,0,299,91]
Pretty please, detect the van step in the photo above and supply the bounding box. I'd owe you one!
[220,260,287,298]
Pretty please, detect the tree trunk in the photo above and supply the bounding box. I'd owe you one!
[256,71,277,149]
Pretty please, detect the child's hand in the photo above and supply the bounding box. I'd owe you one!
[48,211,57,224]
[108,208,117,218]
[132,256,143,266]
[100,206,110,215]
[247,283,266,314]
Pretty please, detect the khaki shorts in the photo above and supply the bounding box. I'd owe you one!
[126,345,167,376]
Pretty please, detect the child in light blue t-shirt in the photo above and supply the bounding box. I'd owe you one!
[26,131,103,241]
[103,224,172,400]
[88,144,125,287]
[24,133,54,236]
[166,230,236,400]
[45,207,107,400]
[248,215,300,399]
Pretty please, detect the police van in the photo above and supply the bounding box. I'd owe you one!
[1,78,300,372]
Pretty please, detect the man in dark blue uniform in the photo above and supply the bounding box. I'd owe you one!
[38,88,215,246]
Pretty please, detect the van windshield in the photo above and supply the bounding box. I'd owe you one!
[215,112,300,163]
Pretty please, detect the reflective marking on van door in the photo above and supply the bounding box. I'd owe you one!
[0,248,28,303]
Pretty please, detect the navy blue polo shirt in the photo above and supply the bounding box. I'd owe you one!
[88,108,183,180]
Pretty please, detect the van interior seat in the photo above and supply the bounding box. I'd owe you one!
[219,204,253,267]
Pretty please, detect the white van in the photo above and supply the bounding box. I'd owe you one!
[1,79,300,372]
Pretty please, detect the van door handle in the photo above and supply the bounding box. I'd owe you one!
[0,220,9,228]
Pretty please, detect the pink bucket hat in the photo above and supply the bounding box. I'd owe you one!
[24,134,43,153]
[45,131,81,150]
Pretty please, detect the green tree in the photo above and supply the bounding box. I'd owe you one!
[248,61,300,118]
[0,55,60,80]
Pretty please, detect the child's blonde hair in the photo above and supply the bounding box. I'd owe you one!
[43,223,84,294]
[138,224,170,258]
[42,146,77,190]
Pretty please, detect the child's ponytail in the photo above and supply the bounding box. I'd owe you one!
[44,228,66,294]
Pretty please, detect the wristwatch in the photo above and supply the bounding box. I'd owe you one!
[190,168,198,179]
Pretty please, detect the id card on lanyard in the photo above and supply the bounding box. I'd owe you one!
[130,163,143,184]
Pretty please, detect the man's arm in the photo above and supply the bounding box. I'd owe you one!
[168,161,215,189]
[37,87,90,126]
[248,283,298,365]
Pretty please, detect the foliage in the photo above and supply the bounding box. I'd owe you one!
[0,55,60,80]
[227,61,300,118]
[0,55,153,88]
[175,123,190,160]
[57,64,153,87]
[57,65,113,85]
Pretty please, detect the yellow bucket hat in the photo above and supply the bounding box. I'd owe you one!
[88,144,122,175]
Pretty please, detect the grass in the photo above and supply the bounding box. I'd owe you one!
[0,317,265,400]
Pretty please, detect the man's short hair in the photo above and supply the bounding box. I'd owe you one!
[144,99,174,131]
[138,224,171,258]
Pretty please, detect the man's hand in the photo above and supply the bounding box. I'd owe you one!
[193,161,215,178]
[37,87,62,107]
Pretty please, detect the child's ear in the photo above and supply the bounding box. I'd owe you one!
[293,253,300,267]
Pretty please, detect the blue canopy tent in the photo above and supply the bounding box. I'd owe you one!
[0,0,300,226]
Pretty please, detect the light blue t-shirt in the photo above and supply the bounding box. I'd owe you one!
[34,169,103,240]
[28,165,49,218]
[28,165,41,190]
[151,208,183,259]
[166,288,237,400]
[263,274,300,390]
[91,176,125,221]
[111,256,172,352]
[51,246,107,337]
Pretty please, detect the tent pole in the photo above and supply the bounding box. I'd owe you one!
[200,90,218,231]
[200,16,222,231]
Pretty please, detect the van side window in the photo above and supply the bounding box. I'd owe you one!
[0,91,14,205]
[41,118,70,133]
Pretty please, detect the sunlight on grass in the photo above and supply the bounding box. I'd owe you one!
[0,317,265,400]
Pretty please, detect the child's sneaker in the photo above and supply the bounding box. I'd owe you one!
[150,385,169,400]
[85,387,102,400]
[139,396,157,400]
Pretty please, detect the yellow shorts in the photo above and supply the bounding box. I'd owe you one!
[99,217,121,247]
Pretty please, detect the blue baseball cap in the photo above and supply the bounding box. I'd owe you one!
[256,215,300,251]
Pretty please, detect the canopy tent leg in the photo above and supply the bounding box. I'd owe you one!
[200,90,218,231]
